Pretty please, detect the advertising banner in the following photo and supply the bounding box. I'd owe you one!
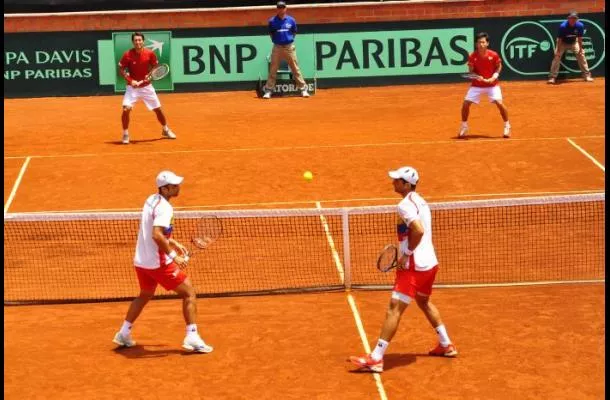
[4,13,604,98]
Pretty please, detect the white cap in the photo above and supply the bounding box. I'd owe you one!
[388,166,419,185]
[156,170,184,188]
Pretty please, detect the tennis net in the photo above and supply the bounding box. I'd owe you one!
[4,193,604,304]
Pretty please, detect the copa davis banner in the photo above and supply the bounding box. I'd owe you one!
[4,13,605,98]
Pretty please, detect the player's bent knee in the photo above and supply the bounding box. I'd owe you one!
[415,294,429,308]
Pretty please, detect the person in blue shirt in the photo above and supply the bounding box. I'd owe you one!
[262,1,309,98]
[548,11,593,84]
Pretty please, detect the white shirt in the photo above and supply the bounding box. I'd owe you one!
[134,194,175,269]
[396,191,438,271]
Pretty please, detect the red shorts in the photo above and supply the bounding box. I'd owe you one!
[393,264,439,298]
[135,263,187,292]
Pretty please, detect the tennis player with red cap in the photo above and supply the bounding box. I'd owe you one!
[349,166,457,373]
[113,170,213,353]
[118,32,176,144]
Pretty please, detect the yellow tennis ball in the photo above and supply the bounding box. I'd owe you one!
[303,171,314,181]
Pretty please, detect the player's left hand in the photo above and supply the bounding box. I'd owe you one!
[396,255,409,270]
[174,242,189,256]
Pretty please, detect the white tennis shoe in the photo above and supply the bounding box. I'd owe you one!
[162,128,176,139]
[182,334,213,353]
[458,125,468,138]
[301,88,310,98]
[262,91,272,99]
[113,332,136,347]
[503,124,511,138]
[122,133,130,144]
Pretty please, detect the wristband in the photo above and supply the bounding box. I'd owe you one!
[404,248,414,256]
[491,73,499,81]
[167,250,177,260]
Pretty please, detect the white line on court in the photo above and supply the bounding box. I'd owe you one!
[10,189,604,214]
[566,138,605,172]
[3,135,605,160]
[347,293,388,400]
[315,201,345,283]
[4,156,31,216]
[315,201,388,400]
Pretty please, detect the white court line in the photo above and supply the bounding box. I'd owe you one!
[347,293,388,400]
[566,138,605,172]
[3,135,605,160]
[315,201,387,400]
[315,202,345,283]
[4,156,31,215]
[10,189,604,214]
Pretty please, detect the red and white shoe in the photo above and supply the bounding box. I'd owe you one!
[348,354,384,373]
[428,343,458,357]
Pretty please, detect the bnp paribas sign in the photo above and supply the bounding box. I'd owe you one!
[500,18,605,76]
[98,28,475,91]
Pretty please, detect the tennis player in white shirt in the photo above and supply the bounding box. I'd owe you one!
[113,170,212,353]
[349,166,457,373]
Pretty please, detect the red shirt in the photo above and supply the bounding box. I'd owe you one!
[468,50,501,88]
[119,48,158,87]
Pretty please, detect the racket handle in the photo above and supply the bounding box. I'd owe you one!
[184,255,190,262]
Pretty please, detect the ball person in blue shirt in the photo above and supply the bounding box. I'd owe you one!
[547,11,593,84]
[262,1,309,98]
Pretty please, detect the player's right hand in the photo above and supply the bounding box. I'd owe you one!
[173,255,188,268]
[132,80,142,87]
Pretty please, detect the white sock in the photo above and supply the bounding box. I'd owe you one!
[119,320,132,336]
[435,324,451,347]
[123,129,129,135]
[186,324,198,336]
[370,339,389,361]
[461,121,468,127]
[162,125,169,132]
[505,121,510,127]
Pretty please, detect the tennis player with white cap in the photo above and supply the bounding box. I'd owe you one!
[349,166,457,373]
[113,170,213,353]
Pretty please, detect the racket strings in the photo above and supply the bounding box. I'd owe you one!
[151,64,169,80]
[378,247,397,271]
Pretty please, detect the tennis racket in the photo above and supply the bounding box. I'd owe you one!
[183,216,223,262]
[461,72,483,80]
[147,63,170,81]
[376,244,398,272]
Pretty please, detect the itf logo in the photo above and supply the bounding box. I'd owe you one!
[112,31,173,92]
[501,18,605,76]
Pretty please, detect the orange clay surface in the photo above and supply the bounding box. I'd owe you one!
[4,79,605,399]
[4,285,605,400]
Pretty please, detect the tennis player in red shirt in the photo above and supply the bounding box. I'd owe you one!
[118,32,176,144]
[459,32,511,139]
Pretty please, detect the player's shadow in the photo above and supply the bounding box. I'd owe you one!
[105,138,165,145]
[112,344,206,359]
[455,134,501,140]
[382,353,419,371]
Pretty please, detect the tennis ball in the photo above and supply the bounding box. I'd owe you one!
[303,171,314,181]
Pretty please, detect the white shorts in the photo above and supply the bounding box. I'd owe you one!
[122,84,161,111]
[464,86,503,104]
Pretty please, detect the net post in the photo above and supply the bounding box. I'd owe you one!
[342,208,352,290]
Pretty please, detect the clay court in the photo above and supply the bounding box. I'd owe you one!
[4,79,605,399]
